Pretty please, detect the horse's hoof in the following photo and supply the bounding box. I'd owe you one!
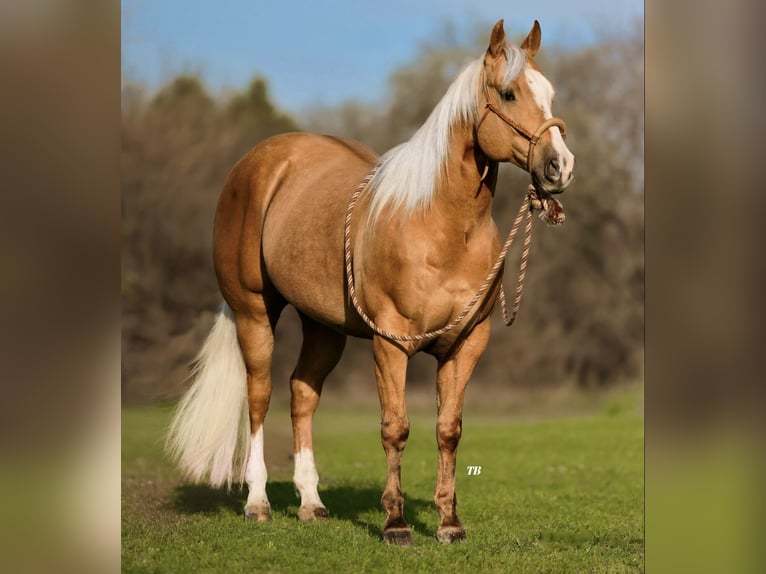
[298,505,328,521]
[436,525,466,544]
[382,527,414,546]
[244,505,272,521]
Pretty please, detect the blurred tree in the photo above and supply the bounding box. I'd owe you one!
[224,76,300,162]
[121,75,301,402]
[226,77,297,132]
[150,75,214,113]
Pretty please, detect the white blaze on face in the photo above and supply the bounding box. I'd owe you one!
[524,67,575,179]
[245,426,269,506]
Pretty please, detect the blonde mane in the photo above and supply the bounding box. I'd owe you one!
[366,45,526,225]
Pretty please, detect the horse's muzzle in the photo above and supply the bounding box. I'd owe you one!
[532,158,574,194]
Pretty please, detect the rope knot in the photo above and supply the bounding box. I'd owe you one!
[527,184,565,226]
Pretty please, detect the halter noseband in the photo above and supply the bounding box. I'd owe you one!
[477,80,567,173]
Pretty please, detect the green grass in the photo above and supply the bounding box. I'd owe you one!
[122,391,643,573]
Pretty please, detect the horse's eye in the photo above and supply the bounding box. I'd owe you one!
[503,90,515,102]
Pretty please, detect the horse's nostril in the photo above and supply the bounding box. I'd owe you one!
[545,158,561,180]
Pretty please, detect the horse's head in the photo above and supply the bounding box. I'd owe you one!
[476,19,574,193]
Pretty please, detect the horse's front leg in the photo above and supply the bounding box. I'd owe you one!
[373,334,413,546]
[434,319,491,544]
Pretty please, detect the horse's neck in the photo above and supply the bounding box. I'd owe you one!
[431,125,495,231]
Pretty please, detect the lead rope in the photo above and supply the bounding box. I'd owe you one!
[343,170,562,343]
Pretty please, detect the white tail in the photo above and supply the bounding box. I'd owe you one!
[166,303,250,489]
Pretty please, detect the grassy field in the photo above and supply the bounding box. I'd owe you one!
[122,389,643,573]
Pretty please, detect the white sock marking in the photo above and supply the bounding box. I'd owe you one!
[293,448,323,508]
[245,427,269,507]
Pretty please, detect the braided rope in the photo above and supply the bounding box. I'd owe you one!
[343,170,558,342]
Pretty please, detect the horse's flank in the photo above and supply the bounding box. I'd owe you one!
[214,133,380,337]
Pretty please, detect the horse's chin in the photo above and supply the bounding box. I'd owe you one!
[531,172,570,195]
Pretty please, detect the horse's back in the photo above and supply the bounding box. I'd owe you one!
[214,132,377,328]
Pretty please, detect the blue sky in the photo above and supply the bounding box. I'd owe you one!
[122,0,643,112]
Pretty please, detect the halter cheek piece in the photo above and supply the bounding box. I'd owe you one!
[477,80,567,173]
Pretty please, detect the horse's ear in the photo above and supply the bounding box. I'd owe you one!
[520,20,541,57]
[487,19,506,58]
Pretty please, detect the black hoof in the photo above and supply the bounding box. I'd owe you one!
[436,526,466,544]
[383,528,414,546]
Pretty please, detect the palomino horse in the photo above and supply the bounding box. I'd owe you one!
[168,19,574,545]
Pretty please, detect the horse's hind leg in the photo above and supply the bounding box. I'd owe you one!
[234,293,285,521]
[290,313,346,520]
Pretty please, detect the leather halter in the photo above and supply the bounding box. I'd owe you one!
[477,80,567,174]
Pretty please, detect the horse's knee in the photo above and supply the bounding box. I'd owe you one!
[437,415,462,451]
[381,416,410,449]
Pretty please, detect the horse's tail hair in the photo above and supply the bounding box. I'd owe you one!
[166,302,250,489]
